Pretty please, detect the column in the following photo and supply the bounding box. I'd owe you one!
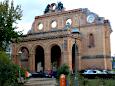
[12,54,17,64]
[29,54,35,72]
[44,51,51,73]
[66,51,72,71]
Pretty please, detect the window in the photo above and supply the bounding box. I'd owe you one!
[89,33,95,48]
[51,20,57,28]
[38,23,43,30]
[66,18,72,25]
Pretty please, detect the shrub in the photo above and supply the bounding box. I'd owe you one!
[0,51,25,86]
[57,64,70,80]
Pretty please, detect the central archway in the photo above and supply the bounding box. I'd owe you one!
[51,45,61,71]
[35,46,44,72]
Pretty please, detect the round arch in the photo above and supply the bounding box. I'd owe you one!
[16,44,30,54]
[46,40,62,50]
[30,43,45,54]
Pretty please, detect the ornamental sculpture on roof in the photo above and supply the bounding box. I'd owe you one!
[44,2,64,14]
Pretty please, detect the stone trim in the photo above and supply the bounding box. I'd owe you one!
[35,9,81,19]
[12,29,81,42]
[81,55,111,59]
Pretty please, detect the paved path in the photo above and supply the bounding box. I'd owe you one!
[24,78,57,86]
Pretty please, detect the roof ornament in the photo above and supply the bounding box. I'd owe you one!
[44,4,50,14]
[57,2,64,11]
[44,2,64,14]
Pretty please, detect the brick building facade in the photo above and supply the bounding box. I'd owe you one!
[12,3,112,72]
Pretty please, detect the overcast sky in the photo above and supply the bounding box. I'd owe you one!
[2,0,115,55]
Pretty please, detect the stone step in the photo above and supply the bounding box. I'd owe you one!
[24,78,57,86]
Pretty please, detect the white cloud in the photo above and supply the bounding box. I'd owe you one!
[16,23,32,34]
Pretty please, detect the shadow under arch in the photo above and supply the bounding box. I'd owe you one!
[51,44,61,71]
[72,43,78,73]
[35,45,44,72]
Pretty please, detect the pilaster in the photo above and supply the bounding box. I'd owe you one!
[29,54,35,72]
[44,51,51,72]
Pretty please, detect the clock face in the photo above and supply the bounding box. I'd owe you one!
[87,14,95,23]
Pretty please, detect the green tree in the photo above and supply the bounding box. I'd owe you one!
[0,0,22,51]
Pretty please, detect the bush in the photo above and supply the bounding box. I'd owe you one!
[57,64,70,80]
[0,51,25,86]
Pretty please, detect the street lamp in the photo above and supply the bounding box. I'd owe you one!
[71,28,80,86]
[18,51,23,83]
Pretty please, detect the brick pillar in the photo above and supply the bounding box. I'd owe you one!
[44,51,51,72]
[63,38,73,71]
[12,54,17,64]
[29,54,35,72]
[15,54,21,65]
[66,51,72,71]
[12,53,21,66]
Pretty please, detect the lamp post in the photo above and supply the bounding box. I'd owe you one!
[18,51,22,83]
[71,28,80,86]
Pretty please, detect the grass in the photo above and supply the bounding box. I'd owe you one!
[68,74,115,86]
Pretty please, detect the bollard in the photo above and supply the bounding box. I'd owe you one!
[60,74,66,86]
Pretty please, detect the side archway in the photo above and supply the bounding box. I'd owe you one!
[19,47,29,69]
[72,43,78,73]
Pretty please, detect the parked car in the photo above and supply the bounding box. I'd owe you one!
[49,71,57,78]
[31,71,49,78]
[100,70,108,74]
[83,69,102,74]
[99,70,115,74]
[107,70,115,74]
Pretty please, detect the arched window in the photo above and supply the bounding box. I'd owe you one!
[89,33,95,48]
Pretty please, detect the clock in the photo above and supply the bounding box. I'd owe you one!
[87,14,95,23]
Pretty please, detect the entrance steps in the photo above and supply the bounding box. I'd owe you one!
[24,78,57,86]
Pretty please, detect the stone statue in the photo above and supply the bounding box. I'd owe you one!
[57,2,64,11]
[44,2,64,14]
[44,4,50,14]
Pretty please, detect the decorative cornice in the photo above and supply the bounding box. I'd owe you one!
[12,29,80,42]
[35,9,81,19]
[81,55,111,59]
